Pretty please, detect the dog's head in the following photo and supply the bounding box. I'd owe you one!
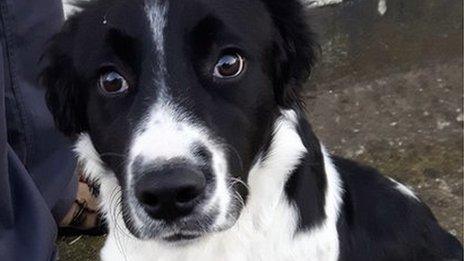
[42,0,316,242]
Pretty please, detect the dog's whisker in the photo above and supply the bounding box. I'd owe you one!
[232,190,246,210]
[228,177,250,194]
[108,195,127,257]
[108,190,132,261]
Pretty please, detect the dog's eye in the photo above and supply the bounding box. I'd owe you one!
[213,53,244,79]
[99,71,129,94]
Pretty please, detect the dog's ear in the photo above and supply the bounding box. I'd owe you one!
[40,18,89,137]
[263,0,318,107]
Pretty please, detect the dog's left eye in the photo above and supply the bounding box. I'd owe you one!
[98,71,129,94]
[213,53,245,79]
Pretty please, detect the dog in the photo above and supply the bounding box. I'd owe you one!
[41,0,463,260]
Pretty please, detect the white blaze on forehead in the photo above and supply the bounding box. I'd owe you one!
[145,0,168,54]
[145,0,169,100]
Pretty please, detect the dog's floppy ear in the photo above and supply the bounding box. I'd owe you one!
[40,17,89,137]
[263,0,318,107]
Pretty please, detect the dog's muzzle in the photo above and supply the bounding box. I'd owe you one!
[125,108,235,241]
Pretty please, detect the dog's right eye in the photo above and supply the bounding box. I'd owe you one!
[98,71,129,95]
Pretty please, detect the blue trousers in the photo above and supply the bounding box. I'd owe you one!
[0,0,77,260]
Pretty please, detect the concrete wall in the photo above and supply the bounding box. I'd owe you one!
[306,0,463,86]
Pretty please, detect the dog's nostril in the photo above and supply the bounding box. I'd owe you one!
[176,186,201,204]
[193,145,211,163]
[139,192,159,208]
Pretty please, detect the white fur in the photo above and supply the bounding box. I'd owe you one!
[145,0,169,100]
[62,0,79,18]
[146,0,168,54]
[75,109,344,261]
[74,133,107,181]
[388,177,419,201]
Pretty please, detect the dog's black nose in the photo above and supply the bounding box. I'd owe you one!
[134,164,206,221]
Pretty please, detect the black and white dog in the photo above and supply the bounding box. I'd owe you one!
[42,0,462,260]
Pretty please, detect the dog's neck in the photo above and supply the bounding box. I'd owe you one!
[74,109,342,261]
[243,109,328,231]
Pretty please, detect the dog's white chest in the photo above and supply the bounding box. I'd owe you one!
[100,208,339,261]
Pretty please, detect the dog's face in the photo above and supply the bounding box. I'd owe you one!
[42,0,315,242]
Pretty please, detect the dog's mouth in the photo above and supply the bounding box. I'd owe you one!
[121,190,239,241]
[162,233,202,242]
[121,198,241,242]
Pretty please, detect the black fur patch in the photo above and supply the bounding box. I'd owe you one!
[285,111,327,232]
[335,157,463,261]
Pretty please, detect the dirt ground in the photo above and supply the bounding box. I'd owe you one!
[57,59,463,260]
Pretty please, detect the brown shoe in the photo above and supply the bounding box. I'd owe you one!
[59,173,106,236]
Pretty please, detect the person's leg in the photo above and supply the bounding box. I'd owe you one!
[3,0,77,222]
[0,146,60,261]
[0,0,77,260]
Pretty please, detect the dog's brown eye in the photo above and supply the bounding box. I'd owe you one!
[213,53,244,78]
[99,71,129,94]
